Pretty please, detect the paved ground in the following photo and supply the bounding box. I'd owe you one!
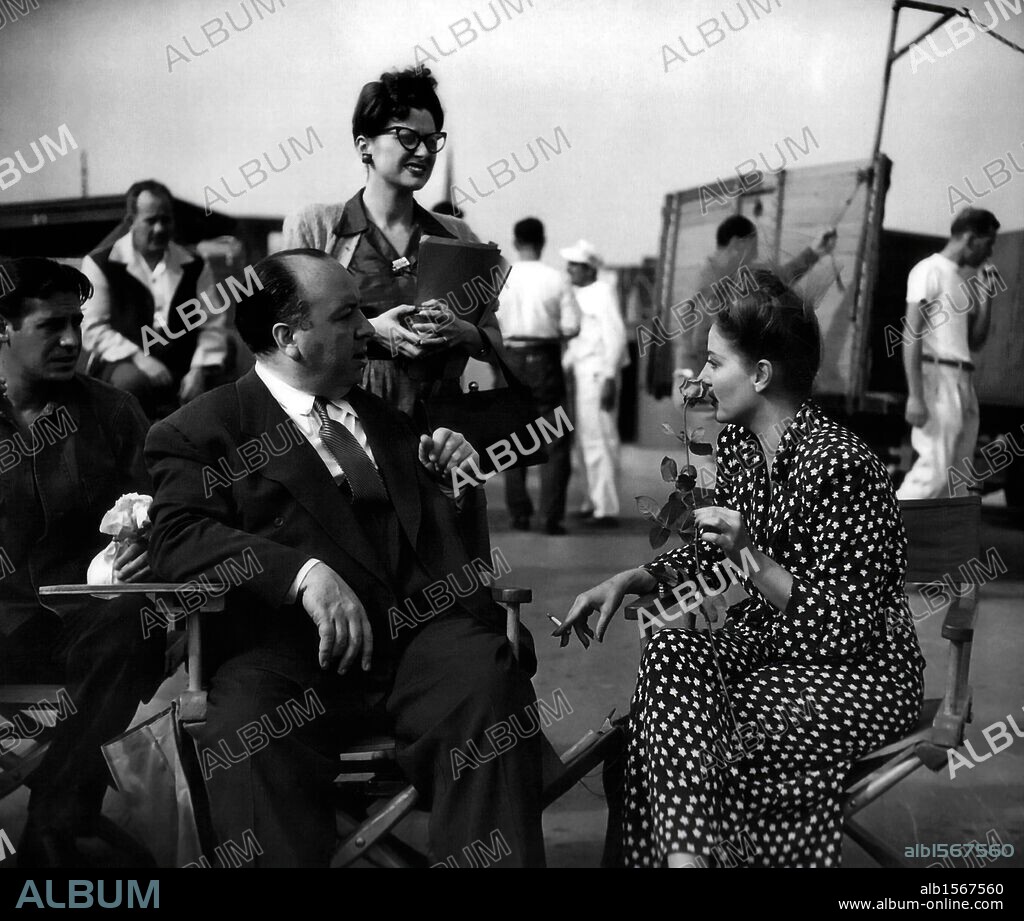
[3,446,1020,869]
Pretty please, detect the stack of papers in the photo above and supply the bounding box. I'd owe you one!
[416,235,510,325]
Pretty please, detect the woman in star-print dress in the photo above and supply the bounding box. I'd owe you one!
[558,270,925,867]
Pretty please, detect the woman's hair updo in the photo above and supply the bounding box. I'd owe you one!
[713,269,822,400]
[352,66,444,142]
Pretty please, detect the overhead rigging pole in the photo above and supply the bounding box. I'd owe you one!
[873,1,1024,162]
[853,0,1024,410]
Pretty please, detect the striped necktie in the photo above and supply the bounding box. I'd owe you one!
[312,397,388,504]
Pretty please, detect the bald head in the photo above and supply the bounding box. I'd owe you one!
[237,249,358,356]
[237,248,373,398]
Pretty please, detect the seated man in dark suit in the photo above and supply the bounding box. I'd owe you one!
[144,249,545,867]
[0,258,164,866]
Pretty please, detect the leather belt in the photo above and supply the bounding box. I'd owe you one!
[923,355,975,372]
[505,338,561,348]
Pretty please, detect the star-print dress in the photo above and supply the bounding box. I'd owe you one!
[622,402,925,867]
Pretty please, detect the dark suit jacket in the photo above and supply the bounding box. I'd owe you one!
[144,369,531,680]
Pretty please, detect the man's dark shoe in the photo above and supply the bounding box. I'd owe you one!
[581,516,620,529]
[18,819,81,868]
[543,523,567,535]
[511,517,531,531]
[18,814,157,868]
[571,509,594,520]
[80,815,157,867]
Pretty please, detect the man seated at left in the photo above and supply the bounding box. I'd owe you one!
[0,258,164,866]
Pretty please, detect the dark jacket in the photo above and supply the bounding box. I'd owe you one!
[0,375,150,635]
[88,242,206,381]
[144,370,532,680]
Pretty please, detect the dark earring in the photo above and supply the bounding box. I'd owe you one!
[361,153,373,165]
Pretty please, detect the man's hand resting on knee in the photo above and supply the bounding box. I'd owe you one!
[297,562,374,674]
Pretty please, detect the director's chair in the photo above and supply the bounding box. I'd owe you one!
[0,686,67,802]
[617,495,985,868]
[39,581,623,868]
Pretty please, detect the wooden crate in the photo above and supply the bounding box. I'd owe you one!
[652,156,888,403]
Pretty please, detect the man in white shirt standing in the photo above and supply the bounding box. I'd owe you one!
[81,180,229,417]
[897,207,1000,500]
[561,240,628,528]
[497,218,581,534]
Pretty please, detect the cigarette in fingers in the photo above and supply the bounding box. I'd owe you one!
[547,613,571,647]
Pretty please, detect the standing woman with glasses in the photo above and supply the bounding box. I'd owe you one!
[284,66,503,417]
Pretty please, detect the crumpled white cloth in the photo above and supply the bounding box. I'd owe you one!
[86,493,152,587]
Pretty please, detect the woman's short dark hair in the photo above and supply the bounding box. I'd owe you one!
[0,257,93,324]
[713,269,821,400]
[352,66,444,142]
[235,249,338,355]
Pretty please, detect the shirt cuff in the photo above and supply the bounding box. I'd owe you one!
[287,558,320,604]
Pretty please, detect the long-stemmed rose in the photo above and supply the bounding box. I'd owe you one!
[635,378,727,629]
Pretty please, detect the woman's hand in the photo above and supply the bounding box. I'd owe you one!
[558,567,658,644]
[694,506,752,561]
[408,300,482,355]
[371,304,441,359]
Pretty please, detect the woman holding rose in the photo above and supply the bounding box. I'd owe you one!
[556,270,925,867]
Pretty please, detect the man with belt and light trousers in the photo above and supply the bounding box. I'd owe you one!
[497,218,580,535]
[561,240,628,528]
[897,207,1000,500]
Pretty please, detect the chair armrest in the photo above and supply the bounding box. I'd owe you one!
[941,583,977,643]
[491,586,531,661]
[624,592,696,637]
[624,593,695,648]
[491,587,532,605]
[622,596,647,622]
[39,582,229,597]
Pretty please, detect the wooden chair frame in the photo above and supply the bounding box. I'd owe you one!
[34,581,623,868]
[0,685,68,802]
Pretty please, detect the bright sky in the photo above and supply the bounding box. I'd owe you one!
[1,0,1022,263]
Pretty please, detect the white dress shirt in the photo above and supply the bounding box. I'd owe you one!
[255,361,380,601]
[905,253,974,364]
[81,232,227,368]
[497,259,581,340]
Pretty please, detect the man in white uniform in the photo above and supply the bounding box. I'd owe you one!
[561,240,628,527]
[897,208,1000,499]
[497,218,580,534]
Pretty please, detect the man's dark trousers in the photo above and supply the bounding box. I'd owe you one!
[1,598,164,830]
[146,375,548,867]
[502,342,572,530]
[195,610,545,867]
